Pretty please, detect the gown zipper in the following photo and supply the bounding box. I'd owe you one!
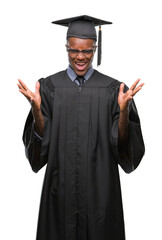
[75,85,81,216]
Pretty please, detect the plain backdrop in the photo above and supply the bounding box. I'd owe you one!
[0,0,162,239]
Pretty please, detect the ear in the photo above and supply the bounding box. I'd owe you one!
[93,45,97,54]
[65,44,69,52]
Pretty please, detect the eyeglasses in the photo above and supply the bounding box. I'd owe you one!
[66,45,96,56]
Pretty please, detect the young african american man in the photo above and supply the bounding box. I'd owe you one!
[18,16,145,240]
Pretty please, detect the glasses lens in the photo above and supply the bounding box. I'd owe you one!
[67,49,78,54]
[69,49,79,54]
[67,48,94,56]
[82,49,93,54]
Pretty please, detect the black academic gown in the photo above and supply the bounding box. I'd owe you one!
[23,70,145,240]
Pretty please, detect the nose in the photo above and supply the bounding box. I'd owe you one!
[77,51,85,60]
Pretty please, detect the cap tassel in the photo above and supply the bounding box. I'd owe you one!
[97,25,102,66]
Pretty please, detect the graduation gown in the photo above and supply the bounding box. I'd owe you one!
[23,70,145,240]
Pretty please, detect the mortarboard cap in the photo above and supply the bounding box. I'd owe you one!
[52,15,112,66]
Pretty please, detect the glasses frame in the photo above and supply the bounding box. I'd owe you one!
[66,44,97,57]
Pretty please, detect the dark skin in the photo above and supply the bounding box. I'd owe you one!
[17,80,44,137]
[66,37,96,76]
[18,37,144,144]
[118,79,144,147]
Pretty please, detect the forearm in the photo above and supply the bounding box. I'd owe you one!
[32,107,44,137]
[118,109,129,150]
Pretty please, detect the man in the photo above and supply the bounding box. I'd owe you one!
[18,15,145,240]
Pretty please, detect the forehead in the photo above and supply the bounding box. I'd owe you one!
[68,37,94,49]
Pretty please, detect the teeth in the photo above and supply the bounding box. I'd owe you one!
[76,63,86,66]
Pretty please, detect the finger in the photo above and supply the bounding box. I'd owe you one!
[119,83,125,93]
[130,78,141,90]
[138,82,144,88]
[132,84,144,96]
[18,89,29,99]
[127,96,133,101]
[17,83,22,89]
[17,83,28,93]
[35,81,40,93]
[124,90,133,101]
[18,79,28,91]
[19,89,33,103]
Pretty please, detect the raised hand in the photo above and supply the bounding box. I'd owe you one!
[18,79,44,136]
[17,79,41,111]
[118,79,144,112]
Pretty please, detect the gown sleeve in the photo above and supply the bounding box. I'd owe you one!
[110,82,145,174]
[22,77,53,173]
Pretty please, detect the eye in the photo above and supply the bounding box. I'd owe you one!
[68,49,79,54]
[82,49,93,54]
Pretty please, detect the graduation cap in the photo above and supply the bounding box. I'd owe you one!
[52,15,112,66]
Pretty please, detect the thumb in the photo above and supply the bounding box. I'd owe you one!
[35,81,40,93]
[119,82,125,93]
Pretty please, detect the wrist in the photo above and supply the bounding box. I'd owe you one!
[32,107,43,124]
[119,107,129,123]
[32,105,41,114]
[120,107,129,114]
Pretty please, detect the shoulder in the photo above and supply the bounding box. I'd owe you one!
[38,70,67,92]
[49,70,67,82]
[92,70,121,89]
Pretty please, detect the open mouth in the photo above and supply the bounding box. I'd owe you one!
[75,62,87,71]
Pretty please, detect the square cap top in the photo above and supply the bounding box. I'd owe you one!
[52,15,112,41]
[52,15,112,27]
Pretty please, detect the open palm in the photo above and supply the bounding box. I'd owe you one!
[18,79,41,110]
[118,79,144,112]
